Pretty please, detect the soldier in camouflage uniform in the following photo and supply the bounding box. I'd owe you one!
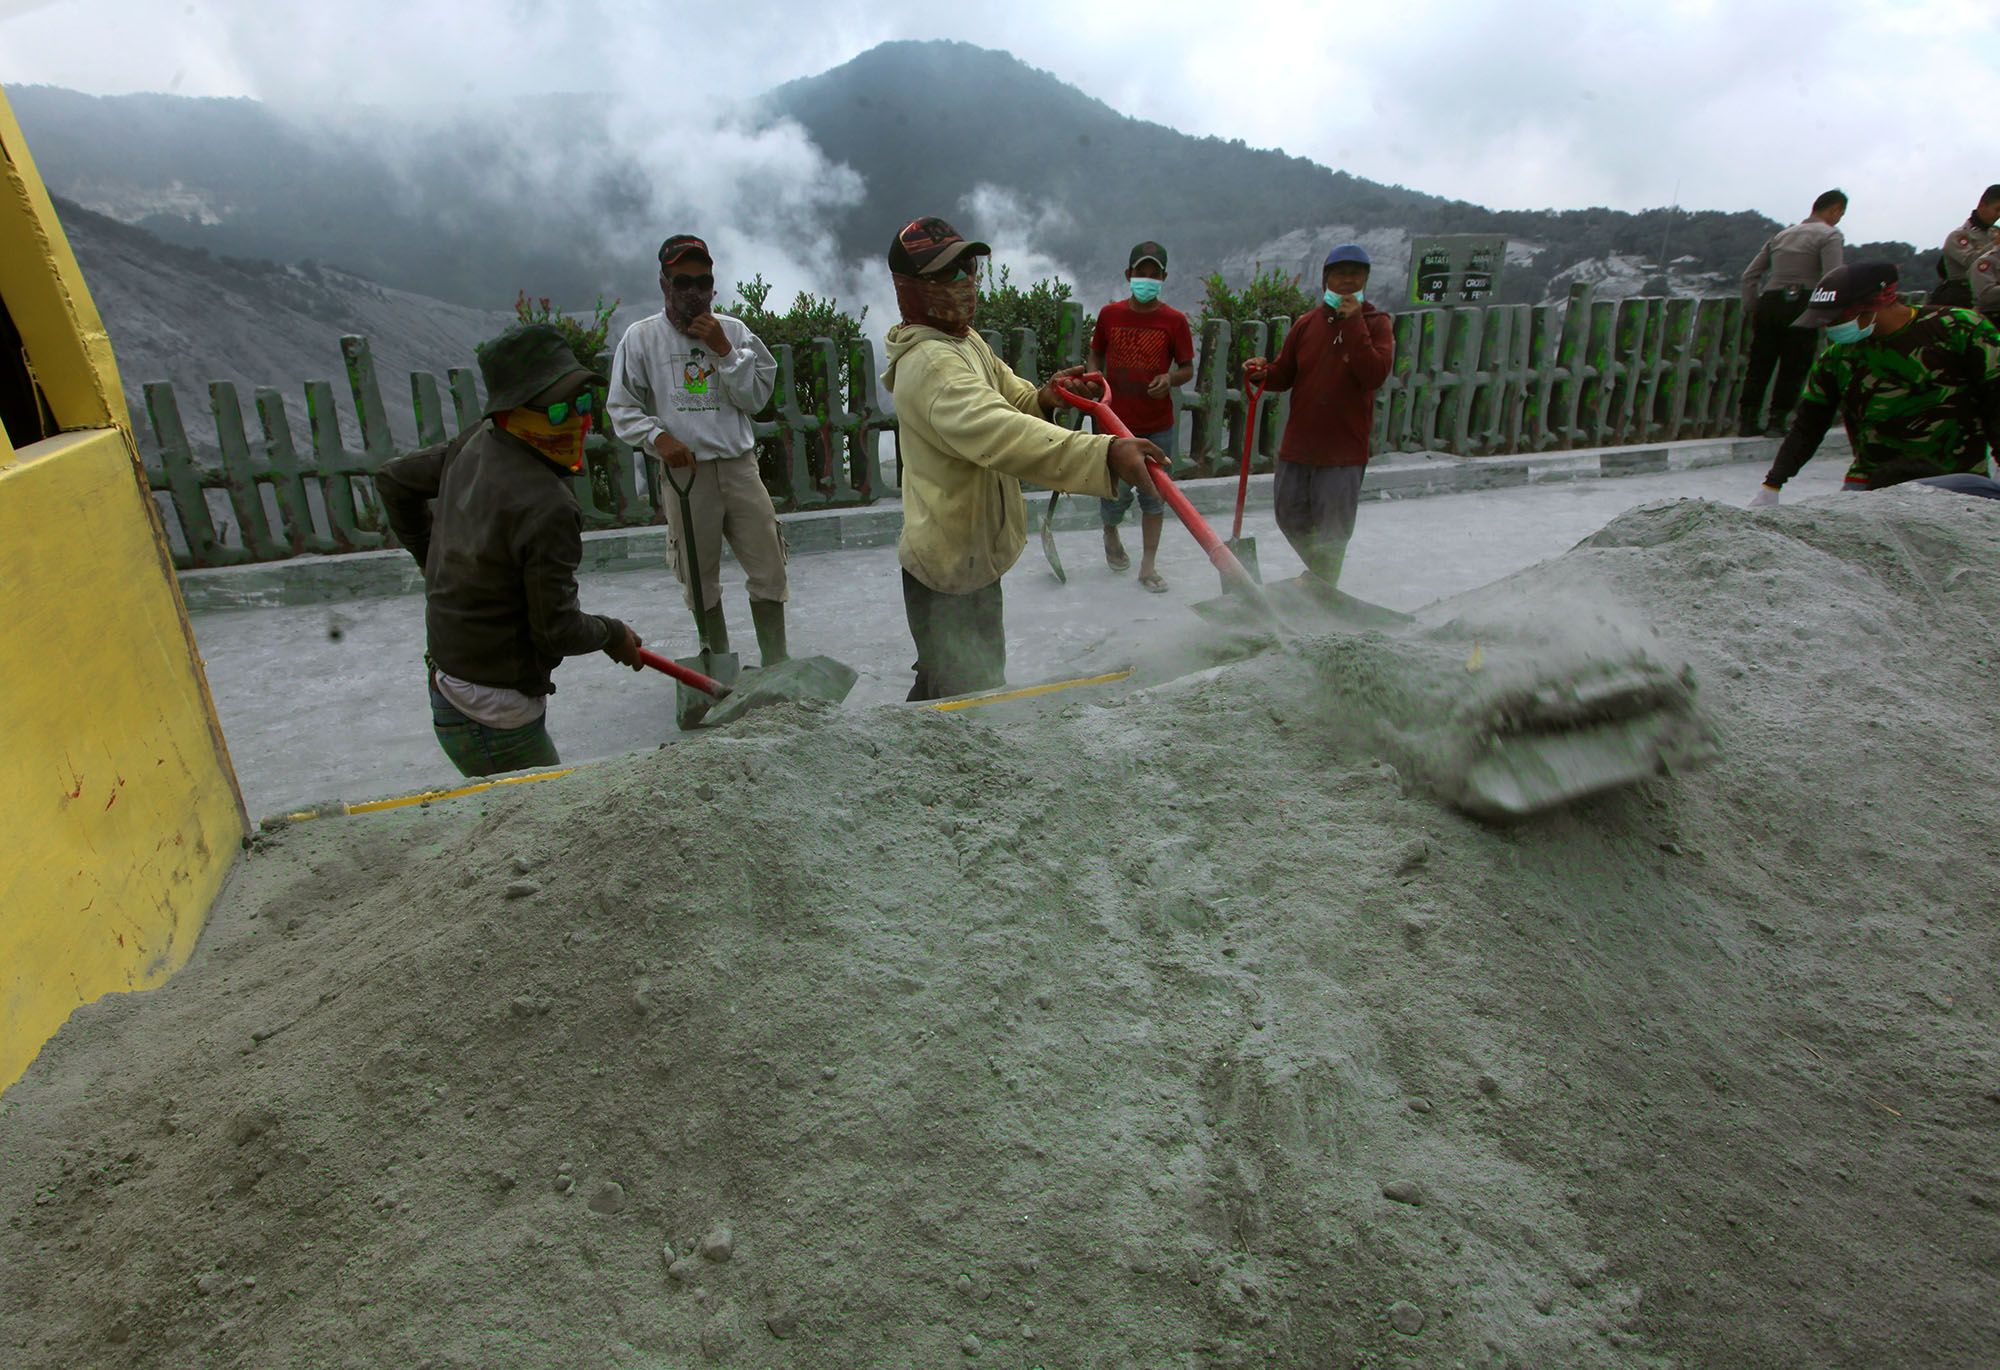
[1750,262,2000,505]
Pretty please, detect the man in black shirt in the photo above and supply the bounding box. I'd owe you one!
[375,324,645,776]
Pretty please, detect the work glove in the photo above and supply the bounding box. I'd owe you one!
[1748,484,1780,508]
[602,619,645,670]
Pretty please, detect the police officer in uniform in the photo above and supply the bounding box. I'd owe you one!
[1971,239,2000,325]
[1932,184,2000,308]
[1737,189,1847,435]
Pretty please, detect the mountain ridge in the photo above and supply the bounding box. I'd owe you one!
[7,42,1941,417]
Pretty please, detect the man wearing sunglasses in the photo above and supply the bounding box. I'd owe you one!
[607,233,789,667]
[1749,262,2000,505]
[883,215,1164,700]
[375,323,646,777]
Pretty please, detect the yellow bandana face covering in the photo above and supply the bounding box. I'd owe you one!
[499,409,589,471]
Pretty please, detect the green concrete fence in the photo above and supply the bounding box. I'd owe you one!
[141,282,1750,570]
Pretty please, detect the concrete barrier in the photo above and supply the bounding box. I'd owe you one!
[175,432,1826,613]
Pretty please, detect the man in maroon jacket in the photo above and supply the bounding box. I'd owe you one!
[1242,243,1395,591]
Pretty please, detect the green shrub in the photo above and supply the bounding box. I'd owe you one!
[726,273,868,365]
[511,291,622,513]
[512,291,619,368]
[1197,265,1313,375]
[975,264,1074,383]
[724,274,870,500]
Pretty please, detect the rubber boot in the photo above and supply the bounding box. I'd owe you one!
[750,598,788,667]
[698,603,730,656]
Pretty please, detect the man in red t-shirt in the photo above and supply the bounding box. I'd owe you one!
[1088,240,1195,592]
[1242,243,1394,593]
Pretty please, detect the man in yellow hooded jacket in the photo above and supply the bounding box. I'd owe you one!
[883,216,1164,700]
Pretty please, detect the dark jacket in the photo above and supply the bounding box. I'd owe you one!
[1261,301,1395,467]
[374,422,622,696]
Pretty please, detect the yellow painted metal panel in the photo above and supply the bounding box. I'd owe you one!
[0,430,245,1090]
[0,83,127,432]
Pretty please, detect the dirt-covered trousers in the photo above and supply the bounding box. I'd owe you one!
[1273,458,1363,584]
[663,454,789,611]
[901,569,1005,702]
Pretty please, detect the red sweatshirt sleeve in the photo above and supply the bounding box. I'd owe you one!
[1262,314,1306,392]
[1344,311,1394,390]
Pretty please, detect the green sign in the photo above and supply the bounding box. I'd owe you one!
[1408,234,1507,305]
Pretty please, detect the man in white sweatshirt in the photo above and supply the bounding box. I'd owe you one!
[607,234,789,665]
[883,216,1162,700]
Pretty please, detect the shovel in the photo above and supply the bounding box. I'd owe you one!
[638,648,858,727]
[1227,376,1268,584]
[1039,490,1066,582]
[1050,379,1703,821]
[661,460,740,729]
[1051,374,1276,627]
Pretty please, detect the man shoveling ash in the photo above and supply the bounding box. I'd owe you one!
[882,215,1164,700]
[1749,263,2000,505]
[375,324,645,777]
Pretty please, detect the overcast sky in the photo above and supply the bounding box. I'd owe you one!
[1,0,1994,249]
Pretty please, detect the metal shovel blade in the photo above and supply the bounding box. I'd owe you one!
[1039,491,1066,583]
[1222,535,1261,585]
[700,654,859,727]
[1439,659,1716,821]
[674,650,740,731]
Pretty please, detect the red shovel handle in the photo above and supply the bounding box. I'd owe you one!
[1235,377,1269,542]
[638,647,728,698]
[1051,373,1260,595]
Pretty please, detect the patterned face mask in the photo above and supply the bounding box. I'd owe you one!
[893,273,978,336]
[663,276,717,333]
[499,406,590,471]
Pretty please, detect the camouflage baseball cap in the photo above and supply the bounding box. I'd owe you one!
[1128,241,1168,271]
[476,323,605,418]
[1793,262,1899,327]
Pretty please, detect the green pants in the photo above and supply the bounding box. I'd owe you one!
[427,681,559,778]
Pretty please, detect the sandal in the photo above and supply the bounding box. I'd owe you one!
[1138,571,1168,594]
[1104,542,1131,572]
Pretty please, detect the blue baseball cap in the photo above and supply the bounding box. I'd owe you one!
[1324,243,1372,269]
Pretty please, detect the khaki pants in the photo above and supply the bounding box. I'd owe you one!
[662,454,788,610]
